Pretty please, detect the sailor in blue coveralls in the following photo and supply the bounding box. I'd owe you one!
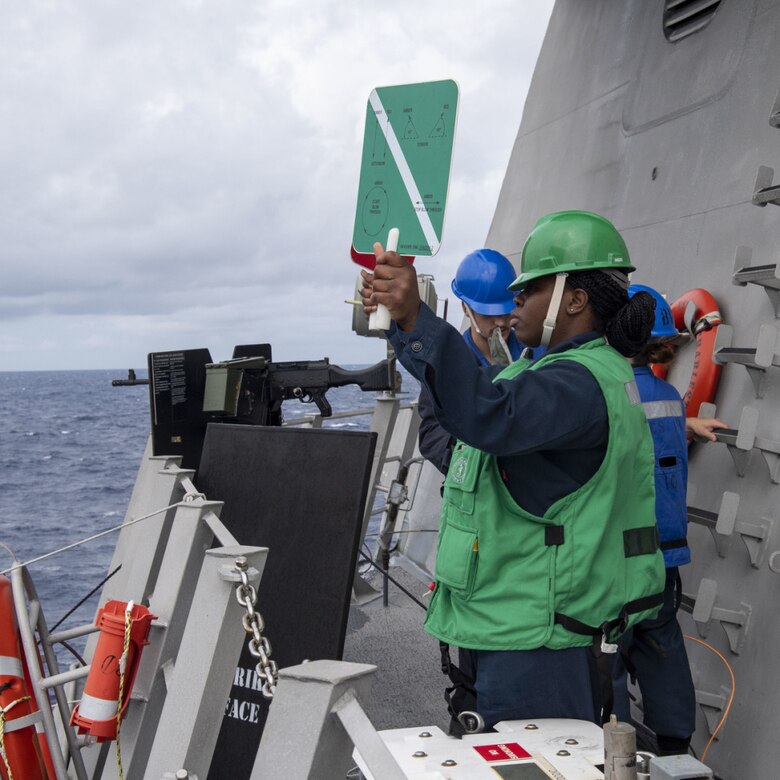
[613,283,727,755]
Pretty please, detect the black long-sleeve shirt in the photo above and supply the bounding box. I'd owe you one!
[416,382,456,475]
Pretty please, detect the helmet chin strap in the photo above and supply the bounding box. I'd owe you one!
[464,304,483,336]
[540,272,568,348]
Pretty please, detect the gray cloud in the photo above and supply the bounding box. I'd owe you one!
[0,1,554,370]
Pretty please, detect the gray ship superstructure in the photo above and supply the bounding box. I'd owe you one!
[489,1,778,776]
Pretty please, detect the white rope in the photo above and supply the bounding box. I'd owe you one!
[0,499,189,576]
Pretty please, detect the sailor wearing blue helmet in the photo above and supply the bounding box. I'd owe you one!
[450,248,530,367]
[613,283,726,755]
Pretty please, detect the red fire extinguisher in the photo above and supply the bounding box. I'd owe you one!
[70,600,156,742]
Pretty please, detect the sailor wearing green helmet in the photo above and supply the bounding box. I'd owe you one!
[361,210,665,729]
[509,210,636,350]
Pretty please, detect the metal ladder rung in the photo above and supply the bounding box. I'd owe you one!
[753,166,780,206]
[713,323,780,397]
[732,265,780,289]
[732,246,780,316]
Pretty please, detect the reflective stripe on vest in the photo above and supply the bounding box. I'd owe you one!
[642,399,684,420]
[625,380,641,406]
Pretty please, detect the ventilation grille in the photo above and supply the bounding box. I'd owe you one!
[663,0,722,42]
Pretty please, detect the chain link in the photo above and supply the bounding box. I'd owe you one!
[234,557,278,699]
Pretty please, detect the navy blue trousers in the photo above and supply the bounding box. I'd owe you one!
[463,645,601,730]
[612,567,696,740]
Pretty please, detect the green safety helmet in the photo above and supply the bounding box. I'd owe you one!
[508,211,634,290]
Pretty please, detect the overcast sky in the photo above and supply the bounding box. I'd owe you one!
[1,1,555,371]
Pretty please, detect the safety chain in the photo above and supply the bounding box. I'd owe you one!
[0,695,31,780]
[234,557,278,699]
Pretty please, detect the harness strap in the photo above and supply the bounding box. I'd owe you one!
[660,537,688,551]
[623,591,665,617]
[439,640,454,676]
[674,569,683,613]
[438,642,477,720]
[554,591,665,641]
[619,639,639,685]
[554,590,664,724]
[555,612,623,641]
[555,592,664,726]
[591,633,615,725]
[439,642,476,691]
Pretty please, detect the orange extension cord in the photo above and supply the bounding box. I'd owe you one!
[684,634,736,764]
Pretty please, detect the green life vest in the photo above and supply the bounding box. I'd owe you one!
[424,337,665,651]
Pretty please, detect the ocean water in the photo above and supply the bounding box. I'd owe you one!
[0,366,419,660]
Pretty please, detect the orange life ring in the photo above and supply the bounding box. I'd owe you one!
[651,288,723,418]
[0,575,49,780]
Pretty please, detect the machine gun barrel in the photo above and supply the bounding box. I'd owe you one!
[203,356,396,421]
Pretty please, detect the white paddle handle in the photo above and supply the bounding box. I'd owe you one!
[368,227,399,331]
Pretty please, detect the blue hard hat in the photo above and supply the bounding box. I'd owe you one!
[629,283,678,340]
[451,249,517,315]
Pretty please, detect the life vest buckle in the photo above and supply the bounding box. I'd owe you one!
[600,621,619,654]
[600,637,619,654]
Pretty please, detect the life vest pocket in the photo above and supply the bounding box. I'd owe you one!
[442,444,482,516]
[435,519,478,595]
[655,451,687,547]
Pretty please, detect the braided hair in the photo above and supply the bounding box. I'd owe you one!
[566,270,655,357]
[633,341,677,367]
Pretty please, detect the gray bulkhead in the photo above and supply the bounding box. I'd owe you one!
[486,1,780,777]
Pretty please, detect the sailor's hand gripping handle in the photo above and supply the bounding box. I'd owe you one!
[368,227,399,331]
